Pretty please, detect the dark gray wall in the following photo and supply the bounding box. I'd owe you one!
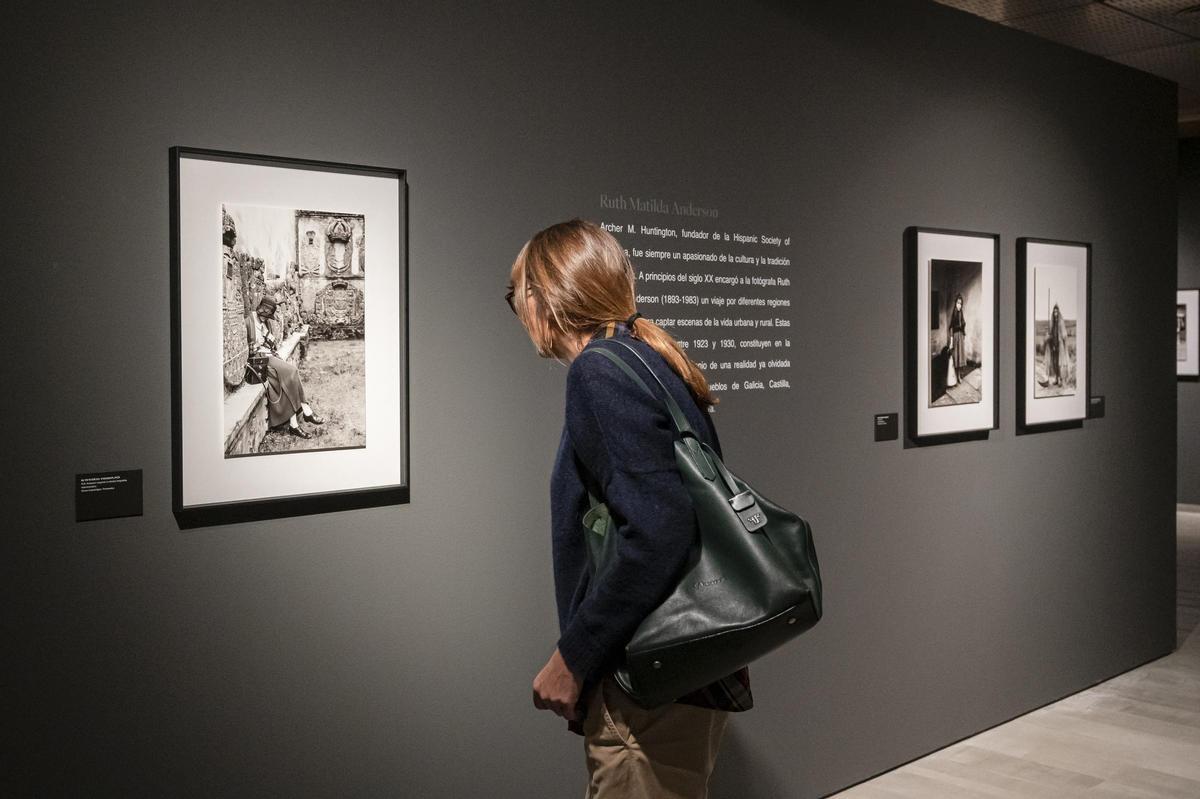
[4,1,1178,796]
[1181,140,1200,505]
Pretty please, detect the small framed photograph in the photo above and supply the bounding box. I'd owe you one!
[171,147,409,527]
[904,227,1000,443]
[1017,238,1091,431]
[1180,289,1199,379]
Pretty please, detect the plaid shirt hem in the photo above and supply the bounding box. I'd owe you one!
[676,666,753,712]
[568,667,752,735]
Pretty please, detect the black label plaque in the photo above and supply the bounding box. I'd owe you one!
[76,469,143,522]
[874,413,899,442]
[1087,396,1105,419]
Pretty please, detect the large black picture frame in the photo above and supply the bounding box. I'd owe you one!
[170,146,410,528]
[1016,237,1092,434]
[1180,288,1200,381]
[904,226,1000,446]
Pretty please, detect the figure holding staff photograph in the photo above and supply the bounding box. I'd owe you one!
[1017,238,1090,430]
[1045,305,1069,387]
[1033,264,1078,398]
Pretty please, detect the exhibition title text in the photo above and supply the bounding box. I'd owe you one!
[600,194,719,219]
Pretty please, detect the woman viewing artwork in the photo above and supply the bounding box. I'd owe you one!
[509,219,750,798]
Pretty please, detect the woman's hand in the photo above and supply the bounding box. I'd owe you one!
[532,648,582,721]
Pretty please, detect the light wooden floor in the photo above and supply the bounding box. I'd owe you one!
[832,509,1200,799]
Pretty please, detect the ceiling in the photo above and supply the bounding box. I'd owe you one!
[931,0,1200,136]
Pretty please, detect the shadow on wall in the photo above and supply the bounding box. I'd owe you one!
[709,727,793,798]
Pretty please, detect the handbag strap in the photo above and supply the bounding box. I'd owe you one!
[585,340,724,485]
[586,341,696,438]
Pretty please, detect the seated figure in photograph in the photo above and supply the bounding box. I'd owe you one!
[246,297,324,438]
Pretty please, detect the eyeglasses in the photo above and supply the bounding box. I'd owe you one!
[505,284,535,316]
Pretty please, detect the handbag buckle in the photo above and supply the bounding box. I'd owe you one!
[730,491,767,532]
[729,491,755,511]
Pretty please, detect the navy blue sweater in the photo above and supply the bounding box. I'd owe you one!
[551,327,722,691]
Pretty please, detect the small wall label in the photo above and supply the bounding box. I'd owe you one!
[76,469,143,522]
[874,413,899,442]
[1087,396,1105,420]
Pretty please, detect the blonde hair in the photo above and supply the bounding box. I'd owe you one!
[509,219,716,407]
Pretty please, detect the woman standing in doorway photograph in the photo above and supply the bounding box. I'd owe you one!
[949,293,967,382]
[508,219,751,798]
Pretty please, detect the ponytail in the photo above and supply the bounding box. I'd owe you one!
[629,316,718,408]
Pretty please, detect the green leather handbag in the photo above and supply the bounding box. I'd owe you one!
[583,341,823,709]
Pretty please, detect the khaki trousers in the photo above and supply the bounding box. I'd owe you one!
[583,677,728,799]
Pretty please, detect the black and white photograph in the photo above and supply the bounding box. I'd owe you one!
[1180,289,1200,379]
[905,227,999,443]
[1180,303,1189,362]
[1033,264,1078,399]
[928,258,983,407]
[172,147,408,527]
[222,204,367,458]
[1017,238,1090,430]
